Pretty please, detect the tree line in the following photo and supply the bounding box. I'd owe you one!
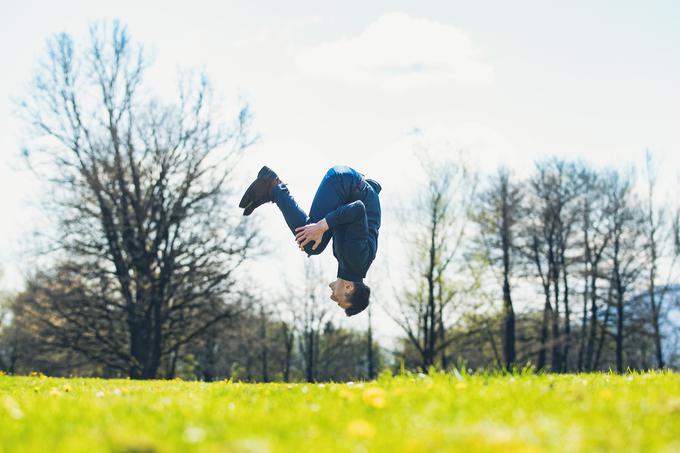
[0,21,679,379]
[394,152,680,373]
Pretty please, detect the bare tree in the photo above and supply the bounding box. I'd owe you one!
[366,305,376,379]
[294,261,333,382]
[521,159,580,371]
[279,319,295,382]
[573,168,616,371]
[606,171,644,372]
[471,167,523,370]
[7,268,117,376]
[18,21,258,379]
[270,296,296,382]
[0,274,19,374]
[392,153,476,371]
[316,321,381,381]
[640,151,680,368]
[258,304,270,382]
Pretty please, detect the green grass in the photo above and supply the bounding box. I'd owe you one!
[1,371,680,452]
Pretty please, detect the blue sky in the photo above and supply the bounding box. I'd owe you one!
[1,1,679,335]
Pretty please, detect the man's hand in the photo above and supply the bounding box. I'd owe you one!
[295,219,329,251]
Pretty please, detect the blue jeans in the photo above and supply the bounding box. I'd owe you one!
[271,166,364,256]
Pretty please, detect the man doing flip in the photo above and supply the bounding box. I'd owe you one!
[239,165,381,316]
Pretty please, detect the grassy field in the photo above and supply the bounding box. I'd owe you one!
[1,371,680,452]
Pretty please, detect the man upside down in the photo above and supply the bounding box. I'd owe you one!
[239,165,382,316]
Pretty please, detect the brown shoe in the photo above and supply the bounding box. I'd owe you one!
[239,166,281,216]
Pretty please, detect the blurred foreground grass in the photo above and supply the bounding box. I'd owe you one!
[1,371,680,452]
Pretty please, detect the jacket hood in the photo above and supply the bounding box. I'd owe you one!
[366,178,382,194]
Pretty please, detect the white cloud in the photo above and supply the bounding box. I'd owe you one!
[295,12,494,91]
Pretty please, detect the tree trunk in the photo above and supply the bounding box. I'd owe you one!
[578,220,590,372]
[651,302,664,368]
[425,203,438,369]
[613,235,624,373]
[367,308,375,379]
[549,245,562,372]
[502,276,516,370]
[538,293,551,371]
[615,289,624,373]
[501,203,516,370]
[486,322,503,369]
[560,242,571,372]
[281,323,293,383]
[260,306,269,383]
[593,295,611,371]
[438,300,447,370]
[584,265,599,371]
[305,329,314,382]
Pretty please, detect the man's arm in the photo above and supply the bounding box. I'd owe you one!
[294,200,367,251]
[324,200,366,230]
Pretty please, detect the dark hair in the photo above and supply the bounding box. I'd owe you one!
[345,282,370,317]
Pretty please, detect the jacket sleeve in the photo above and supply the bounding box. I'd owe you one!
[325,200,366,230]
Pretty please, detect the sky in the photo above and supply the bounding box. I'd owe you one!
[1,0,679,339]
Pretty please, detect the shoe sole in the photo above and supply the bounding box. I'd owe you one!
[238,166,278,215]
[239,179,259,209]
[238,166,273,208]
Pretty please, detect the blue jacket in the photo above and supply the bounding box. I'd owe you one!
[324,169,382,282]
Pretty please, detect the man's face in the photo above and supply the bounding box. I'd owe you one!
[328,278,352,310]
